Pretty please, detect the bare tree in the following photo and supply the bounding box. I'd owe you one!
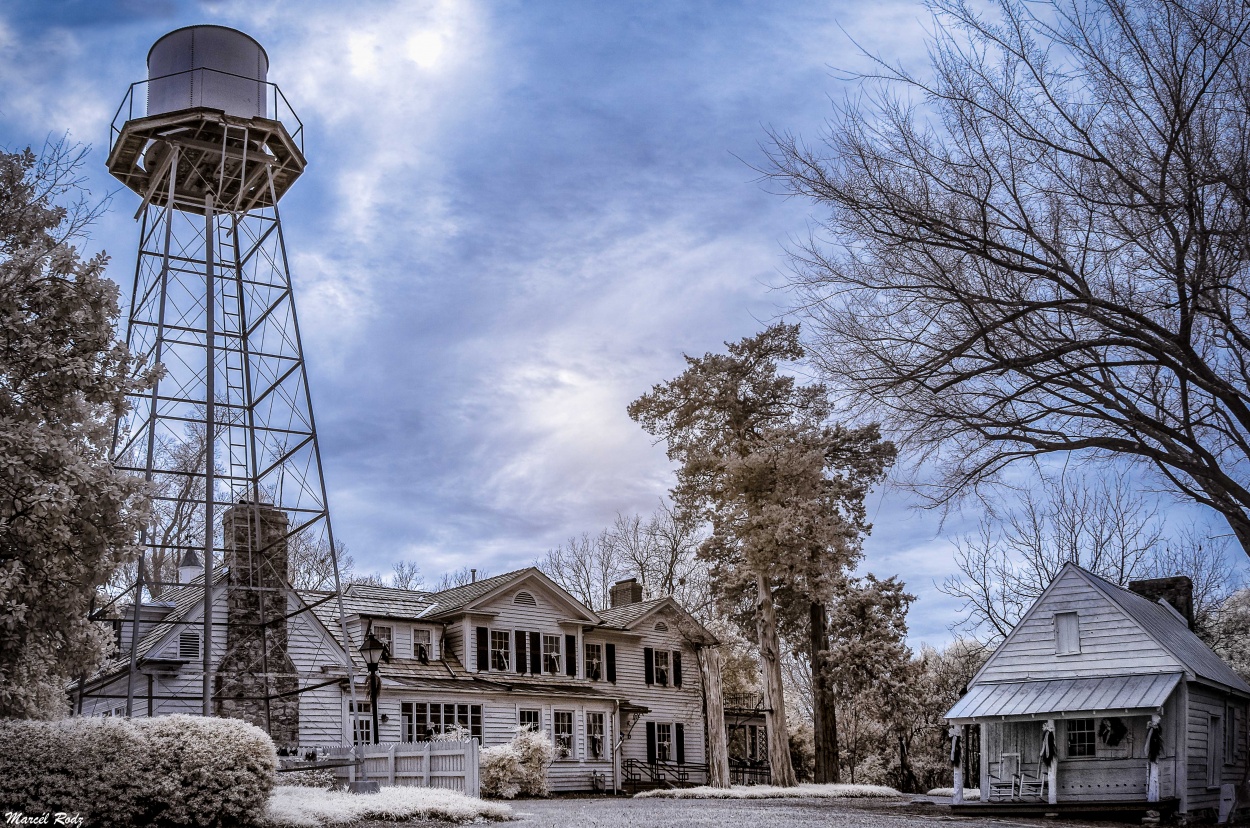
[768,0,1250,559]
[288,533,358,591]
[390,560,424,590]
[430,566,491,591]
[942,470,1238,642]
[539,529,620,610]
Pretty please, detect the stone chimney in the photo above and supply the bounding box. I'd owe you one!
[610,577,644,608]
[215,502,300,748]
[1129,575,1194,630]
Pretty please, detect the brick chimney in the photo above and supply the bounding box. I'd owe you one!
[610,577,644,608]
[1129,575,1194,630]
[215,502,300,748]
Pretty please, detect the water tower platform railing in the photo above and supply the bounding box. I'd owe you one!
[109,67,304,155]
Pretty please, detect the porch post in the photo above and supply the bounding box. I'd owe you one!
[949,724,964,804]
[1147,713,1161,803]
[1043,719,1058,805]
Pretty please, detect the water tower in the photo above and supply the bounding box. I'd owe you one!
[98,25,358,738]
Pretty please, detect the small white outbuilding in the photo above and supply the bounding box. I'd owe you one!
[945,562,1249,821]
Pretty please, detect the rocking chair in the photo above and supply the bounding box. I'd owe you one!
[1016,757,1048,801]
[987,753,1020,801]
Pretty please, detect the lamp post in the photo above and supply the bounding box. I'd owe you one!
[360,632,386,745]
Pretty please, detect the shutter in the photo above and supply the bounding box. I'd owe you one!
[643,647,654,685]
[530,631,541,675]
[475,626,488,672]
[606,643,616,683]
[672,651,682,687]
[646,721,657,764]
[565,634,577,677]
[676,723,685,765]
[515,630,527,674]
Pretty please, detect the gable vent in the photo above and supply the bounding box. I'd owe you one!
[514,591,537,606]
[178,631,201,659]
[654,621,669,632]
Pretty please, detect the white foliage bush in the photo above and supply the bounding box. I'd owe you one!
[0,714,277,827]
[479,727,553,799]
[278,769,337,789]
[262,785,511,827]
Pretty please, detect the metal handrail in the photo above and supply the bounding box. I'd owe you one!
[109,67,304,153]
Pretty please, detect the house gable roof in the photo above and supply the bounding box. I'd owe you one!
[968,562,1249,696]
[596,596,717,645]
[1080,566,1250,695]
[423,567,600,623]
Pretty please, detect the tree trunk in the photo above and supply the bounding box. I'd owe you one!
[698,645,731,787]
[810,601,838,783]
[756,571,797,786]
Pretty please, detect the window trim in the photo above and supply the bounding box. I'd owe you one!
[412,628,432,660]
[585,642,603,681]
[542,634,562,674]
[519,708,541,732]
[653,649,670,687]
[586,711,606,759]
[490,629,511,671]
[1065,717,1096,759]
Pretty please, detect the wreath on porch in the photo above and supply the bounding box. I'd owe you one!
[1098,716,1128,747]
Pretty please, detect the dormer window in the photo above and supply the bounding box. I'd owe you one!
[371,624,393,651]
[413,628,432,662]
[1055,612,1080,655]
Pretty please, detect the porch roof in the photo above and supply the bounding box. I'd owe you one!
[946,672,1181,723]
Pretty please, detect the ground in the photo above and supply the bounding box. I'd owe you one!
[360,796,1122,828]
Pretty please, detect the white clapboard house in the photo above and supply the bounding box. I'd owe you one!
[945,562,1250,820]
[79,513,718,795]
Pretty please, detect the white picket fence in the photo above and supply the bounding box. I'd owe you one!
[335,740,480,796]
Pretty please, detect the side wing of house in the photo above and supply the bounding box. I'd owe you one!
[974,565,1185,684]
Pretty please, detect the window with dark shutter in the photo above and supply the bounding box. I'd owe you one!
[529,631,541,675]
[646,721,657,764]
[644,647,654,685]
[675,723,686,764]
[606,643,616,682]
[673,651,682,687]
[565,634,577,677]
[515,630,527,674]
[475,626,488,672]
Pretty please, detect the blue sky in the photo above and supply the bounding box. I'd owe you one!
[5,0,1237,648]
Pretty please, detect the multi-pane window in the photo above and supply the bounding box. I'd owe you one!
[543,634,561,674]
[350,701,372,744]
[1067,718,1095,757]
[413,628,432,661]
[585,643,603,681]
[653,650,670,686]
[400,702,482,741]
[491,630,511,671]
[586,712,605,759]
[371,625,393,650]
[520,709,541,731]
[655,722,672,761]
[554,711,574,758]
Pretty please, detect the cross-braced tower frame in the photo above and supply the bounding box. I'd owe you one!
[88,25,360,745]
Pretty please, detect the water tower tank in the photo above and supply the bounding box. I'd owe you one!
[147,25,269,119]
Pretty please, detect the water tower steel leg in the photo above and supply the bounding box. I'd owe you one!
[125,156,178,718]
[268,186,364,762]
[203,193,217,718]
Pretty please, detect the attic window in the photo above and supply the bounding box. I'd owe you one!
[1055,612,1081,655]
[514,591,537,606]
[654,622,669,632]
[178,631,201,660]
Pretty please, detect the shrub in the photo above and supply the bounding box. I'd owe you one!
[276,769,336,789]
[478,727,554,799]
[0,714,277,827]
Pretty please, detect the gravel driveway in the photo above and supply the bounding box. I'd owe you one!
[499,796,1104,828]
[358,795,1128,828]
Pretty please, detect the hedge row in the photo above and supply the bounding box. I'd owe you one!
[0,714,277,827]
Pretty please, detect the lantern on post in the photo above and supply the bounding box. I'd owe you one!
[360,632,387,745]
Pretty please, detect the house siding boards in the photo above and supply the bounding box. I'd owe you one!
[975,567,1183,683]
[1185,683,1249,813]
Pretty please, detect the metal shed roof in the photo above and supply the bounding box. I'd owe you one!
[946,673,1182,723]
